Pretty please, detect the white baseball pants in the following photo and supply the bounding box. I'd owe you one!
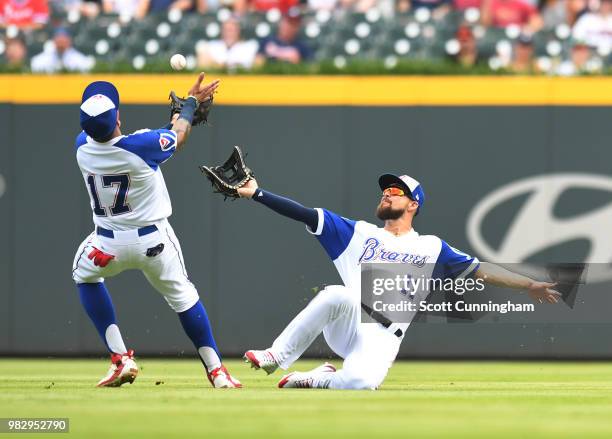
[270,285,402,390]
[72,219,199,313]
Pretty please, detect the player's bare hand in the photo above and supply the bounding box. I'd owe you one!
[187,72,220,103]
[527,281,561,304]
[238,178,259,199]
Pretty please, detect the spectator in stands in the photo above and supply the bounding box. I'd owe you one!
[320,0,390,16]
[307,0,337,10]
[481,0,543,31]
[137,0,194,16]
[540,0,569,30]
[347,0,379,12]
[539,0,586,29]
[196,17,258,69]
[30,27,94,72]
[452,25,482,67]
[195,0,219,13]
[453,0,481,10]
[255,7,312,65]
[572,0,612,50]
[540,0,565,28]
[509,33,538,72]
[398,0,452,17]
[0,0,49,30]
[3,36,27,68]
[557,39,600,74]
[50,0,101,19]
[236,0,298,14]
[102,0,140,19]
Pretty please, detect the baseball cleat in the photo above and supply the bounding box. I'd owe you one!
[277,362,336,389]
[243,349,279,375]
[207,365,243,388]
[96,349,139,388]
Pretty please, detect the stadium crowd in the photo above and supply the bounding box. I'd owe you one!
[1,0,610,73]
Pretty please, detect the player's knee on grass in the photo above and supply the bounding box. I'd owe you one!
[329,369,382,390]
[336,355,390,390]
[349,378,379,391]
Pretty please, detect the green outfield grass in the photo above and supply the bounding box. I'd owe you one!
[1,359,611,438]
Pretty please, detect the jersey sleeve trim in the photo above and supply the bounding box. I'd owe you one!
[432,239,480,280]
[311,209,357,261]
[305,208,324,236]
[114,129,177,170]
[455,258,480,279]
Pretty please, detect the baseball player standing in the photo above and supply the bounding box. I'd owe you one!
[72,74,241,388]
[237,174,560,389]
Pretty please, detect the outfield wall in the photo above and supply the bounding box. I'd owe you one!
[1,76,611,358]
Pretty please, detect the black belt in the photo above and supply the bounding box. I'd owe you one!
[361,303,404,338]
[96,225,158,239]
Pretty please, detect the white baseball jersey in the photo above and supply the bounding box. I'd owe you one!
[307,208,480,332]
[72,127,199,313]
[267,209,480,389]
[75,128,177,231]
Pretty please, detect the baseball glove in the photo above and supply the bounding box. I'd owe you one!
[199,146,254,199]
[169,91,213,126]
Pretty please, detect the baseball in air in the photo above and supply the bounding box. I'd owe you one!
[170,54,187,71]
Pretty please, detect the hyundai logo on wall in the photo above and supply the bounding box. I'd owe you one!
[467,174,612,282]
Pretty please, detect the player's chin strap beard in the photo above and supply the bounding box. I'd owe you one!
[376,205,404,221]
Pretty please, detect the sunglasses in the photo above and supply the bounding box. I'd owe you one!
[382,187,406,197]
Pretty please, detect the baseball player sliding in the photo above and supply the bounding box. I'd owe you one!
[72,74,241,388]
[207,166,560,390]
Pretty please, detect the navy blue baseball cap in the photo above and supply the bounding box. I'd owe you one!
[80,81,120,139]
[378,173,425,215]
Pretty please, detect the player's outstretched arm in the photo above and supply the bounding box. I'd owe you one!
[172,72,220,150]
[474,262,561,304]
[237,179,319,231]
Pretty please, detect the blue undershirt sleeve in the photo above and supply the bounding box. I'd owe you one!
[252,189,318,231]
[252,189,356,261]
